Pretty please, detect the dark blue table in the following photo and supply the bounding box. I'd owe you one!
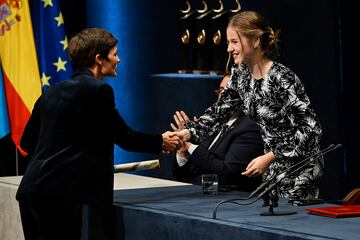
[113,185,360,240]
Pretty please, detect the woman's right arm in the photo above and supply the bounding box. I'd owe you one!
[185,77,242,144]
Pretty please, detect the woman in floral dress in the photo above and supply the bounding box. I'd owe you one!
[177,11,323,200]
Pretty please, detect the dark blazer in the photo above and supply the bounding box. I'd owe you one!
[16,68,162,207]
[173,113,264,192]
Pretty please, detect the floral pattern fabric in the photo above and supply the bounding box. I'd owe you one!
[186,62,323,199]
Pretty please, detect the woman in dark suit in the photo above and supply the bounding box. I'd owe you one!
[16,28,180,240]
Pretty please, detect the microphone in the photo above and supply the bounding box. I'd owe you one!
[212,144,343,219]
[254,144,342,201]
[248,176,273,199]
[255,173,286,201]
[248,144,336,199]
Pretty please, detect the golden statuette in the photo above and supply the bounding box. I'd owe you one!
[197,29,206,45]
[212,0,224,13]
[213,30,221,45]
[180,1,191,14]
[230,0,241,13]
[181,29,190,44]
[196,1,208,14]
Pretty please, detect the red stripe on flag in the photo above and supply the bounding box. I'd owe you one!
[2,70,30,156]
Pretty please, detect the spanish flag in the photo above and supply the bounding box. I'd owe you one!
[0,65,10,139]
[0,0,42,154]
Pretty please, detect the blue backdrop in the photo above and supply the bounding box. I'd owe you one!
[85,0,176,164]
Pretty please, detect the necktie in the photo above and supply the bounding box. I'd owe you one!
[218,124,229,139]
[208,124,229,150]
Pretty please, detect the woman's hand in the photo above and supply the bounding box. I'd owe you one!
[241,152,275,177]
[161,131,182,154]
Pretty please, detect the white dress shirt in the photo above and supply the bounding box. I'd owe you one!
[176,116,238,167]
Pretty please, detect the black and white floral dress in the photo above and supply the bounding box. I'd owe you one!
[186,62,323,199]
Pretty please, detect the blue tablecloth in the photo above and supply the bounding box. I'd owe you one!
[113,185,360,240]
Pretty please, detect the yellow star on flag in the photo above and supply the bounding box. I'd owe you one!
[42,0,53,8]
[55,12,64,27]
[53,57,67,72]
[41,73,51,86]
[60,36,68,50]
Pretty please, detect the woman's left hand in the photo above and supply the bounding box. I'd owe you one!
[241,152,275,177]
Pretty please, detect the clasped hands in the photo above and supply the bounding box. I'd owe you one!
[161,111,194,154]
[161,131,183,154]
[167,111,274,178]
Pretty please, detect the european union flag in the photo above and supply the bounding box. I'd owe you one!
[30,0,73,92]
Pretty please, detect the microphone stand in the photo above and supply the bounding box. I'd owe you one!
[212,144,343,219]
[260,189,297,216]
[259,144,342,216]
[249,144,337,199]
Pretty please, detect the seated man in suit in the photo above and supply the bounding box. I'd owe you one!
[171,75,264,192]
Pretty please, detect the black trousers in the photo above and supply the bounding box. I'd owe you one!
[19,196,83,240]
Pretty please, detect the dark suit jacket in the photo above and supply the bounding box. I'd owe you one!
[173,114,264,192]
[16,68,162,207]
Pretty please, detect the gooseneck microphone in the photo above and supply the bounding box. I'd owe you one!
[212,144,343,219]
[248,144,340,200]
[254,144,342,201]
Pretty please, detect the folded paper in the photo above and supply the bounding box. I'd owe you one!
[114,160,160,173]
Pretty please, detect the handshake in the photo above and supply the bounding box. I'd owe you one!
[161,111,194,154]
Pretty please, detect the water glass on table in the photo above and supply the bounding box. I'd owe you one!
[201,174,218,195]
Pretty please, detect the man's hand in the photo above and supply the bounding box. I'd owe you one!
[170,111,189,131]
[177,141,192,157]
[173,129,191,142]
[169,111,196,156]
[170,111,197,131]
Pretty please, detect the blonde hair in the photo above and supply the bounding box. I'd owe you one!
[228,11,280,59]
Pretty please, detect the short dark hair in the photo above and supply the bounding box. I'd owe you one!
[68,28,118,69]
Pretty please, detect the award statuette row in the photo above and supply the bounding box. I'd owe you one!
[179,0,241,75]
